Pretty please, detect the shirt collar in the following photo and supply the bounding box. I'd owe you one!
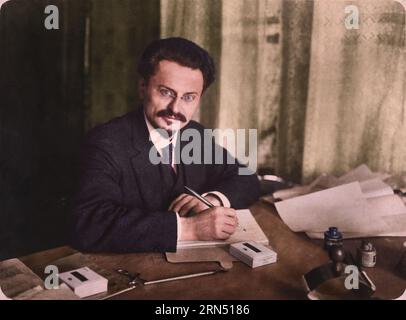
[144,112,179,153]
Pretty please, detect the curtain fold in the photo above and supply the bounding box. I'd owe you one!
[303,0,406,182]
[161,0,222,127]
[162,0,283,171]
[88,0,406,182]
[278,0,314,181]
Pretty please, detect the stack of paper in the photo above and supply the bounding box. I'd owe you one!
[274,165,406,239]
[273,164,391,201]
[177,209,269,249]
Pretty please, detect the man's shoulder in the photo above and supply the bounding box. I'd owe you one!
[185,120,205,132]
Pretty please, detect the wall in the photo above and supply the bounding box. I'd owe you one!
[0,0,87,259]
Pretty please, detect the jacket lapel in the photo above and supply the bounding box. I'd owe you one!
[129,109,205,207]
[129,109,166,210]
[178,126,205,192]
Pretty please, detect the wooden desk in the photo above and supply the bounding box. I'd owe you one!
[19,201,406,299]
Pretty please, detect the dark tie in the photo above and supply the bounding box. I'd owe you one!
[163,142,175,172]
[168,142,173,168]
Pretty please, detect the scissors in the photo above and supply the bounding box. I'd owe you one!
[116,269,142,286]
[100,268,224,300]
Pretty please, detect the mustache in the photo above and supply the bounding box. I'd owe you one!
[157,109,187,123]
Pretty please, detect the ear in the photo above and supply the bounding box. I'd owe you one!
[138,79,146,99]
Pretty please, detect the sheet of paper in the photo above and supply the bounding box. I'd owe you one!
[273,165,405,237]
[312,174,341,189]
[366,195,406,217]
[275,175,406,234]
[337,164,390,184]
[305,196,406,238]
[275,182,372,233]
[177,209,269,249]
[359,178,393,199]
[337,164,374,184]
[273,174,339,200]
[273,165,391,201]
[273,185,313,201]
[339,196,406,235]
[382,214,406,232]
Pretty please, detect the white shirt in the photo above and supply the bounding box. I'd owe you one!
[144,113,231,240]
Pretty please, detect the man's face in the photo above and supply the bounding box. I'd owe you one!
[140,60,204,134]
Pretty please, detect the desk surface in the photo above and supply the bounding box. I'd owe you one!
[19,201,406,300]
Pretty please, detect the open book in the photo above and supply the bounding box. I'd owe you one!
[0,258,78,300]
[0,253,131,300]
[177,209,269,249]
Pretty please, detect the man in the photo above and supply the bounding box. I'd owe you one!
[71,37,260,253]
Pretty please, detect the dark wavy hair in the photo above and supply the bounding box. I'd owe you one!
[138,37,215,92]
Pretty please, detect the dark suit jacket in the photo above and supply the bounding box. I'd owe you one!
[70,108,260,253]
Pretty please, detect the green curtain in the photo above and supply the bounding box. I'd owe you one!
[161,0,222,127]
[87,0,406,183]
[161,0,284,175]
[303,0,406,182]
[161,0,406,182]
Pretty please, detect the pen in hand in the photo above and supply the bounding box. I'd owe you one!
[184,186,245,232]
[184,186,214,208]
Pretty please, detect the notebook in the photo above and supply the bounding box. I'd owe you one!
[177,209,269,249]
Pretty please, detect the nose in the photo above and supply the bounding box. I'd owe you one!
[168,96,182,114]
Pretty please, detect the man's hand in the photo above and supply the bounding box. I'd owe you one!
[178,207,238,241]
[169,193,222,216]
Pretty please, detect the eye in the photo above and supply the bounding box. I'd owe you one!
[159,88,174,98]
[182,94,196,102]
